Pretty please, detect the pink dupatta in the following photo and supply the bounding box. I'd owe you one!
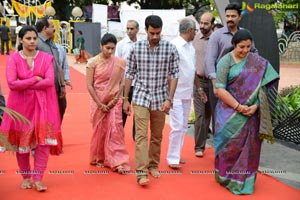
[0,51,61,154]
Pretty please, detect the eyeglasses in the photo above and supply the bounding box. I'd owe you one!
[191,28,199,32]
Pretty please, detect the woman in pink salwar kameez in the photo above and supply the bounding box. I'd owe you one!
[86,33,130,174]
[0,26,61,192]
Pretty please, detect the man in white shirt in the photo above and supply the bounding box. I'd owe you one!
[115,20,139,141]
[167,18,197,169]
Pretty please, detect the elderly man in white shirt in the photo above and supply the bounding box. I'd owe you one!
[115,20,139,58]
[115,20,139,141]
[167,18,197,169]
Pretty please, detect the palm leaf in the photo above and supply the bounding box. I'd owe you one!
[0,106,32,126]
[0,106,32,152]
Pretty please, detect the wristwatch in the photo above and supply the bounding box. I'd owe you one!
[198,87,204,92]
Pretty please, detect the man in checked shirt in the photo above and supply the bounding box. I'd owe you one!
[123,15,179,186]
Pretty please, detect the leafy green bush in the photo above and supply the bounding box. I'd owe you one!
[189,110,195,124]
[279,85,300,112]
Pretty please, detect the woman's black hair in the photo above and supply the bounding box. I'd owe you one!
[78,30,83,35]
[17,26,38,51]
[231,29,253,47]
[101,33,117,45]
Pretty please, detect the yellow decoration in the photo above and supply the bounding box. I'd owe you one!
[51,19,60,43]
[12,0,52,18]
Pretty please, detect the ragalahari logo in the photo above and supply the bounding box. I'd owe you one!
[241,1,299,13]
[241,1,254,15]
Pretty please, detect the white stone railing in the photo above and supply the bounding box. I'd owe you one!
[278,31,300,54]
[279,31,300,62]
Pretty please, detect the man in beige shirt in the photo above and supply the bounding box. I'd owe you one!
[192,12,215,157]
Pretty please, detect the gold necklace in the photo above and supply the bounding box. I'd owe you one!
[99,54,111,63]
[21,50,37,58]
[21,51,37,69]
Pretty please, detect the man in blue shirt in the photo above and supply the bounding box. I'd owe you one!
[205,3,257,133]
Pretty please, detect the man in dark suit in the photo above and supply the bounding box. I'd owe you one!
[0,21,10,55]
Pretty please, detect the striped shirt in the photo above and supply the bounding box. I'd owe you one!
[55,43,70,81]
[125,39,179,111]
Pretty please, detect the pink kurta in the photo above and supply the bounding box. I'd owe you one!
[0,51,61,154]
[87,55,130,170]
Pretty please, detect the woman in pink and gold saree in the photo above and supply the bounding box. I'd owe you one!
[0,26,61,192]
[86,33,130,174]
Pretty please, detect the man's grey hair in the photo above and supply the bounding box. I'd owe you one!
[179,18,195,34]
[127,19,139,29]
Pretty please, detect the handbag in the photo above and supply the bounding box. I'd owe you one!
[73,48,80,56]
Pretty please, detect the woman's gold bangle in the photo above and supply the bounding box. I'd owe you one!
[122,96,128,100]
[234,103,240,110]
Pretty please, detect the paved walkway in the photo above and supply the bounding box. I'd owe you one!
[278,63,300,90]
[67,55,300,190]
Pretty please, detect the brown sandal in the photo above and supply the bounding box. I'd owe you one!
[179,159,186,164]
[137,177,149,186]
[169,164,181,169]
[149,168,161,178]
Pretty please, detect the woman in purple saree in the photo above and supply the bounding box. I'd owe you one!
[214,29,279,194]
[86,33,130,174]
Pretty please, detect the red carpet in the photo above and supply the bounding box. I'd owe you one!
[0,54,299,200]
